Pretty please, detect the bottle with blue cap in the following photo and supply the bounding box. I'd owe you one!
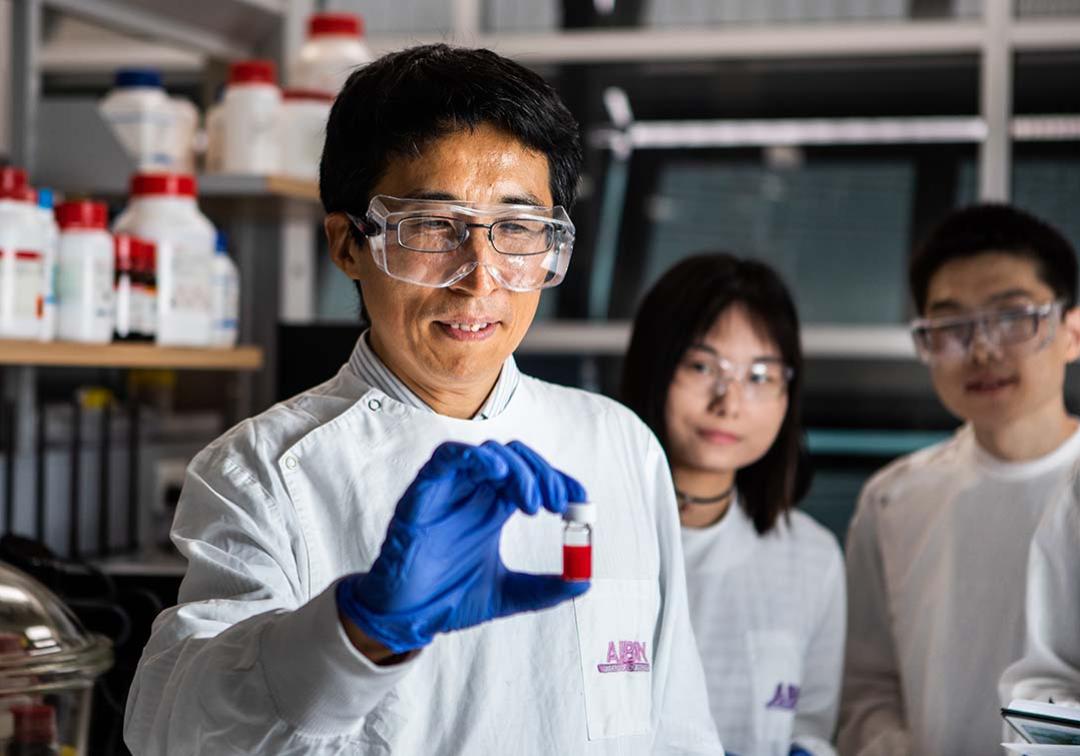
[210,231,240,348]
[99,67,175,170]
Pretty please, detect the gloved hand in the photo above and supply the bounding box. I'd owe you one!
[336,439,589,654]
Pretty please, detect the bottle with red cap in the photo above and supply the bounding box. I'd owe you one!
[279,88,334,181]
[55,200,115,343]
[112,173,214,346]
[114,235,157,342]
[290,12,371,96]
[223,60,282,175]
[0,167,47,341]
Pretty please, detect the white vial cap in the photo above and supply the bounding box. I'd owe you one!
[563,502,596,524]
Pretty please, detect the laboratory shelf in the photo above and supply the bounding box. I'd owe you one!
[0,341,264,371]
[199,174,321,203]
[370,20,987,64]
[41,0,287,60]
[517,321,916,359]
[92,552,187,577]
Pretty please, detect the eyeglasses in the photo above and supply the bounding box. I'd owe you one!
[348,195,576,292]
[910,299,1063,363]
[673,352,794,402]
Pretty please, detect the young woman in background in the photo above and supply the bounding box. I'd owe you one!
[622,253,845,756]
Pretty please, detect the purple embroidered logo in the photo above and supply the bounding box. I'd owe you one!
[597,640,651,673]
[766,683,800,711]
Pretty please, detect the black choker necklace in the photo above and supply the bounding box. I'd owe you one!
[675,483,736,508]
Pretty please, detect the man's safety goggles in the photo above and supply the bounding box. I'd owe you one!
[910,299,1063,363]
[348,195,575,292]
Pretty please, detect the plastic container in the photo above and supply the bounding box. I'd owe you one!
[165,97,199,173]
[562,502,595,582]
[114,235,157,342]
[291,12,371,96]
[55,201,115,344]
[0,562,112,755]
[98,68,175,171]
[203,88,226,174]
[279,90,334,181]
[35,189,59,342]
[113,173,214,346]
[210,232,240,348]
[0,168,46,340]
[222,60,281,175]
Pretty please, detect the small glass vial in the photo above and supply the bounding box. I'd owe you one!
[562,502,595,582]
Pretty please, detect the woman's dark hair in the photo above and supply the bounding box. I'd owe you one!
[910,203,1078,315]
[620,253,810,535]
[319,43,582,217]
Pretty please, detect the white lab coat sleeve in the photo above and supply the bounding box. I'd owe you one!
[999,478,1080,706]
[793,541,846,756]
[641,432,726,755]
[124,442,416,755]
[837,488,912,756]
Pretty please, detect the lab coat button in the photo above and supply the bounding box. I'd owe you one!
[368,398,382,411]
[284,456,298,470]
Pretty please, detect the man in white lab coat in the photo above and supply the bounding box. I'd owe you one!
[838,204,1080,756]
[999,471,1080,707]
[124,44,722,755]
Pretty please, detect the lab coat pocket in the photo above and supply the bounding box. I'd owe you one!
[573,578,659,740]
[748,630,803,751]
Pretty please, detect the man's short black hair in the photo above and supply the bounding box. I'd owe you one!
[909,204,1078,315]
[319,44,583,217]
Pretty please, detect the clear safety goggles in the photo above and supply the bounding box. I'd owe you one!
[673,350,794,402]
[348,195,575,292]
[910,299,1063,363]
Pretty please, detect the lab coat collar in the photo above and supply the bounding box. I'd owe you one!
[346,329,521,420]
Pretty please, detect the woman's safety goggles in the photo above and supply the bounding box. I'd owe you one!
[348,195,575,292]
[910,299,1063,363]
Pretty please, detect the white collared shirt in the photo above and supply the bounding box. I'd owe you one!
[840,423,1080,756]
[124,337,724,755]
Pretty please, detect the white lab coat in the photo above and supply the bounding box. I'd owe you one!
[682,499,845,756]
[839,423,1080,756]
[999,464,1080,706]
[124,343,724,754]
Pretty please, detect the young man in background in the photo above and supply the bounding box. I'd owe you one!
[839,204,1080,755]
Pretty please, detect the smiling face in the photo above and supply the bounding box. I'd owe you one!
[664,304,790,478]
[923,251,1080,432]
[325,123,552,411]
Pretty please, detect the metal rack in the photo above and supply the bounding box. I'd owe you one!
[4,0,316,562]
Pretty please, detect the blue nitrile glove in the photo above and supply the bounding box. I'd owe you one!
[336,439,590,654]
[789,747,812,756]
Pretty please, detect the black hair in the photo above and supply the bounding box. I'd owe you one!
[319,44,582,321]
[910,203,1078,315]
[620,253,811,535]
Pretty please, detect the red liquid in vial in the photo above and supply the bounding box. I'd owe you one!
[562,544,592,581]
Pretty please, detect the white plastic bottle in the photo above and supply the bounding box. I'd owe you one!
[99,68,175,170]
[291,12,372,96]
[204,87,226,174]
[222,60,281,175]
[112,173,214,347]
[279,89,334,181]
[165,96,199,173]
[0,168,46,341]
[55,200,115,344]
[35,188,59,342]
[210,232,240,348]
